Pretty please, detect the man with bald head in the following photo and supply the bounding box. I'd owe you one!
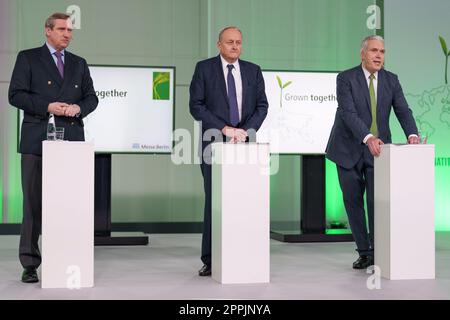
[326,35,419,269]
[189,26,268,276]
[9,12,98,283]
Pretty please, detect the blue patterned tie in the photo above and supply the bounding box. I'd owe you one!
[54,51,64,78]
[227,64,239,126]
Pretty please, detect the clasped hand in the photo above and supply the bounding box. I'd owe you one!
[222,126,248,143]
[48,102,80,117]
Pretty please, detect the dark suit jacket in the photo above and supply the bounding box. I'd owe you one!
[9,44,98,155]
[326,65,418,169]
[189,55,268,152]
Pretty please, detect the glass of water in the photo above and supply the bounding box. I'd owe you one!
[419,131,428,144]
[55,127,65,141]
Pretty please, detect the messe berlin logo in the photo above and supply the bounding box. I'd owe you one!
[153,72,170,100]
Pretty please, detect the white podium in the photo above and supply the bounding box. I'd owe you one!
[211,143,270,284]
[374,144,435,280]
[42,141,95,288]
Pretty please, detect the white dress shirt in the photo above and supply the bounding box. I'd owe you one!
[46,42,66,65]
[220,55,243,122]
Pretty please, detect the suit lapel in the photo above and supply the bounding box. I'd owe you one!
[239,61,248,120]
[356,66,371,114]
[376,69,384,114]
[39,45,63,87]
[214,55,229,107]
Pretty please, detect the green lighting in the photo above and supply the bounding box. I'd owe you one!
[325,159,346,224]
[326,228,352,235]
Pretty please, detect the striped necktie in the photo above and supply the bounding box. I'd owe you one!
[54,51,64,79]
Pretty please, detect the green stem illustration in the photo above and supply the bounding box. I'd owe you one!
[446,54,448,85]
[279,89,283,108]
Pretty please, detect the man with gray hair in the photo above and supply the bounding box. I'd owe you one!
[326,35,419,269]
[9,12,98,283]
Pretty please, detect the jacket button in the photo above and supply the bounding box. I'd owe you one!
[71,122,74,126]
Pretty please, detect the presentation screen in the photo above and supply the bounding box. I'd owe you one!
[85,65,175,153]
[257,71,338,154]
[17,65,175,154]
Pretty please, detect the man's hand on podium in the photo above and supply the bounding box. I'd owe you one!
[366,136,384,157]
[408,135,420,144]
[222,126,248,143]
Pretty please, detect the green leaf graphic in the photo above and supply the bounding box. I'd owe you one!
[439,36,448,56]
[439,36,450,85]
[276,75,282,89]
[276,76,294,108]
[282,81,292,89]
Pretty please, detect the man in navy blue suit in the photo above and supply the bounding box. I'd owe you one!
[326,35,419,269]
[9,13,98,283]
[189,26,268,276]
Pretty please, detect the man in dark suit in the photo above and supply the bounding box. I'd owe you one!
[189,26,268,276]
[326,35,419,269]
[8,12,98,283]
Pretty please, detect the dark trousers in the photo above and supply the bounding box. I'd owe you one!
[19,154,42,269]
[199,133,252,266]
[336,147,374,257]
[200,162,212,266]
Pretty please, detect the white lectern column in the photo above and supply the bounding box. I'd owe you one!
[211,143,270,284]
[42,141,94,288]
[375,144,435,280]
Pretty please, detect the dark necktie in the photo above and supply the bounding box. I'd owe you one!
[227,64,239,127]
[54,51,64,78]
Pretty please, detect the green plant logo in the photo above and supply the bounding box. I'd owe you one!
[153,72,170,100]
[276,75,292,108]
[439,36,450,84]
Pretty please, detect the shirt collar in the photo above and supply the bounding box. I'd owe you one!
[46,42,65,57]
[220,55,239,72]
[361,64,378,80]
